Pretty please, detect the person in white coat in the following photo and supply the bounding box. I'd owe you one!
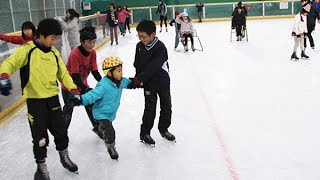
[59,9,81,50]
[290,5,311,60]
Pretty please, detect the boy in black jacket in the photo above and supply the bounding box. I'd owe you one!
[132,20,175,146]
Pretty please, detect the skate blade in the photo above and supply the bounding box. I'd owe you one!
[301,57,310,60]
[140,140,155,147]
[73,171,79,174]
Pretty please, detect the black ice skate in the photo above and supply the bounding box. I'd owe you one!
[160,131,176,142]
[34,162,50,180]
[237,36,240,41]
[184,45,188,52]
[290,52,299,61]
[106,143,119,160]
[59,149,78,174]
[140,134,155,147]
[191,45,195,52]
[301,51,309,60]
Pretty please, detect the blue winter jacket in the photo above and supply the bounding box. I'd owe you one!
[81,76,131,121]
[312,1,320,14]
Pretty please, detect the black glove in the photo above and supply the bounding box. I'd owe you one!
[0,73,12,96]
[81,86,92,94]
[70,89,82,106]
[127,77,143,89]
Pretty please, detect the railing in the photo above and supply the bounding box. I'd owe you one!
[129,0,300,23]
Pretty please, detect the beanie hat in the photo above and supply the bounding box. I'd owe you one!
[181,8,188,17]
[80,27,97,41]
[238,1,242,8]
[102,56,123,75]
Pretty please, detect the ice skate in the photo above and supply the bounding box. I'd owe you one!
[59,149,78,174]
[184,45,188,52]
[301,51,309,60]
[106,143,119,160]
[237,36,240,41]
[160,131,176,142]
[166,27,168,32]
[159,27,162,33]
[34,161,50,180]
[290,52,299,61]
[140,134,155,147]
[191,45,195,51]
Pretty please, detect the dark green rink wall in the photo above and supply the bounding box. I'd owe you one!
[81,0,255,15]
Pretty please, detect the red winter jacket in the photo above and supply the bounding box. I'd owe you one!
[0,34,34,44]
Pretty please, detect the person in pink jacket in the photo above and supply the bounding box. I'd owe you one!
[117,6,131,36]
[0,21,36,44]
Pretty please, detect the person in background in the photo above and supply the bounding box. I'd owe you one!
[59,8,81,50]
[302,0,320,49]
[169,10,181,49]
[175,9,195,51]
[231,2,247,41]
[0,21,36,44]
[123,5,131,33]
[118,6,131,36]
[290,5,311,60]
[196,3,205,23]
[106,4,119,45]
[156,0,168,32]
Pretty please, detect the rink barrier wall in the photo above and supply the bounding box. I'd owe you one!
[83,0,301,23]
[0,9,295,124]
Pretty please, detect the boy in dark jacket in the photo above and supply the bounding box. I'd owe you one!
[132,20,175,146]
[231,2,247,41]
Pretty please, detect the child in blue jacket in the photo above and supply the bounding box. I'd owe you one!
[74,56,133,160]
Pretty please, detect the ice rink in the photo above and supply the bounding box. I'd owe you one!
[1,18,320,180]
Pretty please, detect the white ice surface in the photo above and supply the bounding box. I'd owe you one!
[1,19,320,180]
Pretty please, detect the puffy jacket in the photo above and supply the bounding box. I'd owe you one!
[292,13,308,35]
[81,77,131,121]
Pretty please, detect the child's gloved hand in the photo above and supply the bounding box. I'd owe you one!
[82,86,92,94]
[0,73,12,96]
[127,77,143,89]
[70,89,82,106]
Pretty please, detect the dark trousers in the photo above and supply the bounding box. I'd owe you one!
[62,89,99,129]
[140,89,172,135]
[304,24,315,48]
[26,96,68,161]
[99,120,115,144]
[198,11,203,22]
[182,33,194,46]
[125,17,130,31]
[160,15,167,28]
[235,24,243,36]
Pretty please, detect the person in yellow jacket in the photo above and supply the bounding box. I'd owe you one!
[0,18,79,180]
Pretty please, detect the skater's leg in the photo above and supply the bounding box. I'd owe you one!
[158,89,172,133]
[140,90,157,136]
[27,99,50,161]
